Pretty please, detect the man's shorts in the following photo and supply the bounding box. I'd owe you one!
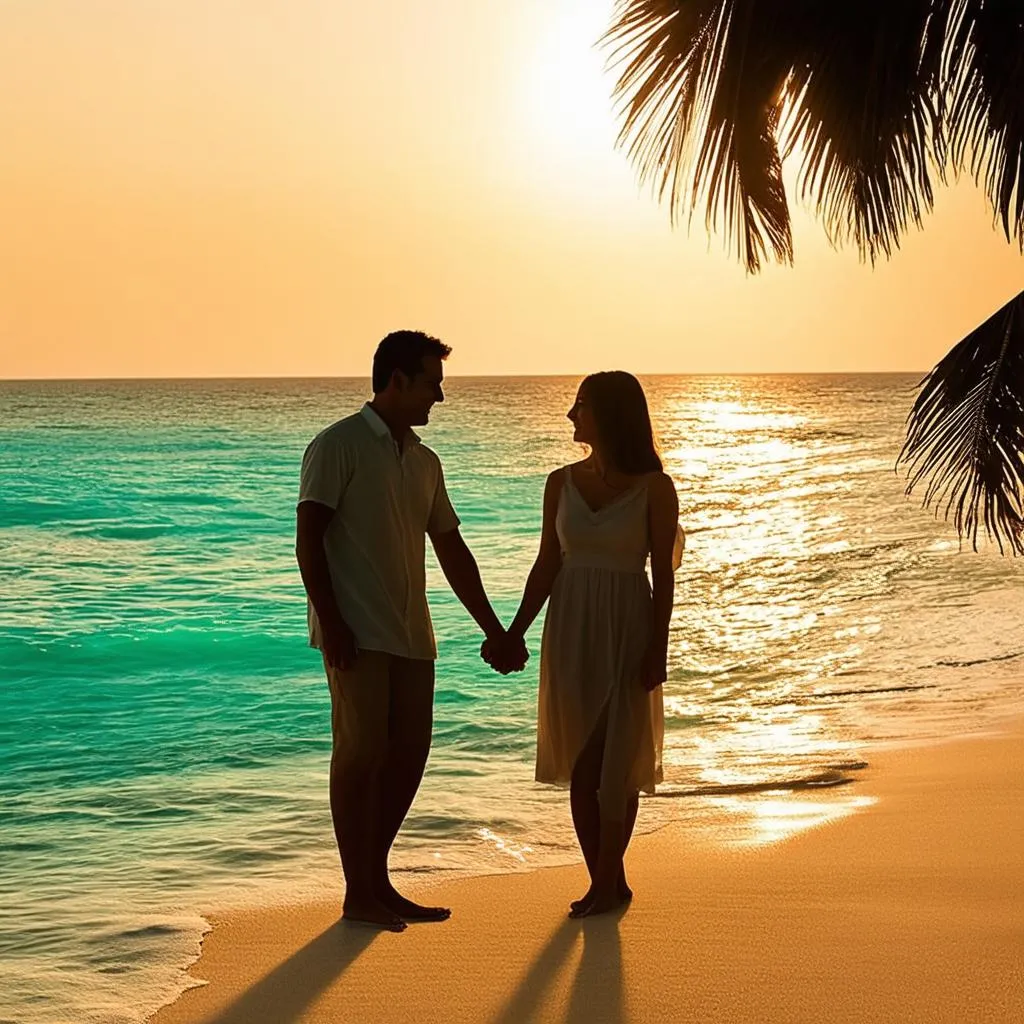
[322,649,435,757]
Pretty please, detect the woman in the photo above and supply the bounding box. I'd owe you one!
[504,371,680,917]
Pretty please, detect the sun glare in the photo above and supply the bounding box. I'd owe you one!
[517,0,630,199]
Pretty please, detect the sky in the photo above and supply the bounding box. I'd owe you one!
[0,0,1022,379]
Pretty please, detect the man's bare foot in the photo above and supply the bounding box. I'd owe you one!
[342,898,407,932]
[379,886,451,922]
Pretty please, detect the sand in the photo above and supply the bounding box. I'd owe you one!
[151,718,1024,1024]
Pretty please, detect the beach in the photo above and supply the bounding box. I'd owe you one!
[152,714,1024,1024]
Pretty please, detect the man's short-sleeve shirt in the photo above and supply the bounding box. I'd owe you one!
[298,403,460,660]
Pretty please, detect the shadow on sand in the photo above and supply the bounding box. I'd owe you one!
[565,914,625,1024]
[492,908,626,1024]
[197,920,377,1024]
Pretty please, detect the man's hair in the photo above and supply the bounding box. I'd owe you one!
[372,330,452,393]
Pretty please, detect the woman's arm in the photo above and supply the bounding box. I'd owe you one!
[506,470,566,641]
[641,472,680,690]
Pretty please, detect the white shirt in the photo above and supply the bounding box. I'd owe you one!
[298,403,460,660]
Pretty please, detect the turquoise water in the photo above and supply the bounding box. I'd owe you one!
[2,375,1022,1024]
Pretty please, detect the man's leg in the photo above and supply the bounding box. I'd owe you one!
[371,658,449,921]
[326,651,406,931]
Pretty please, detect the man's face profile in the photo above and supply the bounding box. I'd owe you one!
[397,355,445,425]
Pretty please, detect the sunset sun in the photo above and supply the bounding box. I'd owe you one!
[518,0,626,188]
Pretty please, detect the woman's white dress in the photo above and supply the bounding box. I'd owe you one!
[535,468,665,811]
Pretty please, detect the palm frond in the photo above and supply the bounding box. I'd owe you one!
[945,0,1024,247]
[780,2,940,263]
[603,1,722,224]
[693,2,793,271]
[602,1,1024,266]
[604,1,793,271]
[898,290,1024,555]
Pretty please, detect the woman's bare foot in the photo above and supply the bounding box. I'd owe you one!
[572,886,622,918]
[570,878,632,916]
[569,887,595,917]
[379,886,451,922]
[342,897,408,932]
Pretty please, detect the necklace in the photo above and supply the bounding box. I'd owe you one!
[594,460,627,492]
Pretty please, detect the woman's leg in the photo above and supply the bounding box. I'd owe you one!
[618,791,639,900]
[578,810,627,916]
[568,705,610,909]
[575,694,646,916]
[569,795,637,913]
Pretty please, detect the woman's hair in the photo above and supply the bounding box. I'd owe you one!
[581,371,662,474]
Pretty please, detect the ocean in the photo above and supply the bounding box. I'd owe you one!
[1,374,1022,1024]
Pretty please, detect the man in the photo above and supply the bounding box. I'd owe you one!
[296,330,526,932]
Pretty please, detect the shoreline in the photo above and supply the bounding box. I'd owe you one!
[150,714,1024,1024]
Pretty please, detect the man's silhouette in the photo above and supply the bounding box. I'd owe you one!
[296,330,526,931]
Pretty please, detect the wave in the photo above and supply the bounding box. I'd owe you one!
[774,683,936,704]
[738,684,935,711]
[648,764,866,799]
[935,650,1024,669]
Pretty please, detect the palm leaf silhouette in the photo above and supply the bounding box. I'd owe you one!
[602,1,1024,553]
[899,290,1024,554]
[603,0,1024,268]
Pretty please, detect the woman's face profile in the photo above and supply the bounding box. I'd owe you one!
[567,386,595,445]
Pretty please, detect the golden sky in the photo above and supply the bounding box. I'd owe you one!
[1,0,1021,379]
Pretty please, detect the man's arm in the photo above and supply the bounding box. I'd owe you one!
[296,500,356,670]
[430,527,523,667]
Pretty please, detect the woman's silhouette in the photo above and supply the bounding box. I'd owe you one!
[503,371,680,916]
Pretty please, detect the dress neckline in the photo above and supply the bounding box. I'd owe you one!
[565,466,648,516]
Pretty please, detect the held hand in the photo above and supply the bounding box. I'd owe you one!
[321,616,358,672]
[638,642,667,692]
[507,634,532,675]
[481,635,511,674]
[480,638,498,672]
[481,631,529,674]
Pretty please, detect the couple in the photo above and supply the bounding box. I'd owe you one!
[295,331,679,932]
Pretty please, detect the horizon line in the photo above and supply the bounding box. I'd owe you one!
[0,369,928,383]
